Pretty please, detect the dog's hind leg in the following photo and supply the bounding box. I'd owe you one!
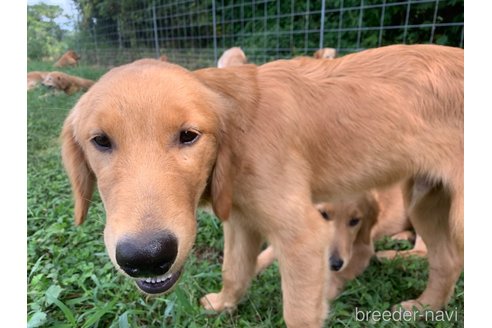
[255,245,276,275]
[200,212,263,312]
[395,177,463,312]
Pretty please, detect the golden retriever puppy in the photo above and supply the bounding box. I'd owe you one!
[318,193,378,301]
[27,71,49,90]
[54,50,81,68]
[217,47,248,68]
[255,184,426,301]
[61,44,463,327]
[256,192,378,301]
[313,47,337,59]
[43,71,94,95]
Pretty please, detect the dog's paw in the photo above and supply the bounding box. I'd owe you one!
[200,293,236,313]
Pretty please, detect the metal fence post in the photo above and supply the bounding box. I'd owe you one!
[337,0,344,50]
[117,16,123,50]
[212,0,218,65]
[403,1,411,43]
[92,23,99,66]
[378,0,386,47]
[319,0,326,50]
[430,0,440,43]
[152,1,160,58]
[356,0,364,50]
[459,27,464,48]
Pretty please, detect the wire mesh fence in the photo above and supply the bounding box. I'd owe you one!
[72,0,464,69]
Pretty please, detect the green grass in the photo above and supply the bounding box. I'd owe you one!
[27,62,464,328]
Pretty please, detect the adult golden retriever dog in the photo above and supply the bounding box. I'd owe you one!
[54,50,81,68]
[43,71,95,95]
[61,44,463,327]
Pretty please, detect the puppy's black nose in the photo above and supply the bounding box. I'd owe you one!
[115,231,178,278]
[329,255,344,272]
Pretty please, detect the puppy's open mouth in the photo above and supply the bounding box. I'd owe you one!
[135,270,182,294]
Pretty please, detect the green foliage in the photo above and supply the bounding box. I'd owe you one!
[27,3,69,60]
[28,62,463,327]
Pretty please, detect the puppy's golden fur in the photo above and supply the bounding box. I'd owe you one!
[313,47,337,59]
[43,71,95,95]
[255,184,428,301]
[54,50,81,68]
[217,47,248,68]
[61,45,463,327]
[256,192,378,301]
[372,185,428,260]
[27,71,49,90]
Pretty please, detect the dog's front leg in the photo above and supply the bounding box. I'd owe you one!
[274,208,330,328]
[200,212,262,312]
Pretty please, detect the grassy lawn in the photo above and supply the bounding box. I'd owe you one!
[27,62,463,327]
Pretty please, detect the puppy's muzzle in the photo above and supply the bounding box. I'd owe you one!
[115,231,181,294]
[329,251,344,272]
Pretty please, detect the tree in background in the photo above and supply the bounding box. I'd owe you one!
[28,3,69,60]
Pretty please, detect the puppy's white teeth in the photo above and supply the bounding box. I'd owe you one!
[142,272,174,284]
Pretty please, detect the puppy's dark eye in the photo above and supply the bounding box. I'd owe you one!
[348,218,360,227]
[92,134,112,151]
[319,210,331,221]
[179,130,200,145]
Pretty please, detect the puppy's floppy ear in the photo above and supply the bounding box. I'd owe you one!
[357,192,380,245]
[211,140,234,221]
[60,107,95,225]
[194,65,258,221]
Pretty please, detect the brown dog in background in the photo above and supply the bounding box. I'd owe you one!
[217,47,248,68]
[54,50,81,68]
[313,47,337,59]
[43,71,94,95]
[61,45,463,327]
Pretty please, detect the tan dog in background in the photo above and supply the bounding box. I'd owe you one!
[27,71,49,90]
[43,71,94,95]
[61,45,463,327]
[54,50,81,68]
[313,47,337,59]
[217,47,248,68]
